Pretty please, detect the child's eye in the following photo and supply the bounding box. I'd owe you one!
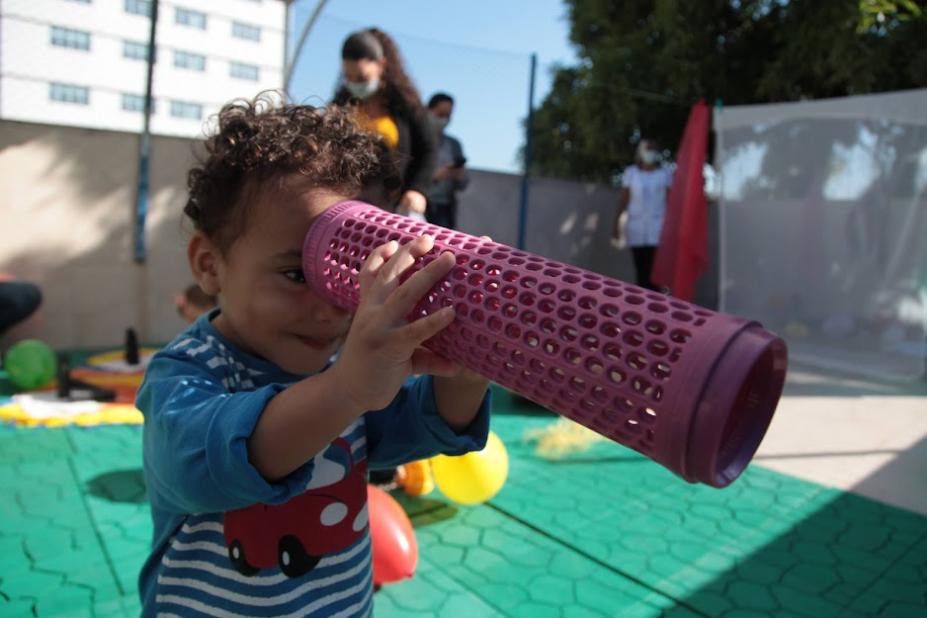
[282,269,306,284]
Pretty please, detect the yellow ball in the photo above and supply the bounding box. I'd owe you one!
[432,431,509,505]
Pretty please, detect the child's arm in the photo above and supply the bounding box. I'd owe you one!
[249,236,462,480]
[433,371,491,433]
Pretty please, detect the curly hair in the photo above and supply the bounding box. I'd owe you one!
[184,94,396,252]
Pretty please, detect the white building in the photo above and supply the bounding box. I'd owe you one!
[0,0,286,137]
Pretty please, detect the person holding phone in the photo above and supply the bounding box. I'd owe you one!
[425,92,469,230]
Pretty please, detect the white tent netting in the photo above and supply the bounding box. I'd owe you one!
[715,89,927,380]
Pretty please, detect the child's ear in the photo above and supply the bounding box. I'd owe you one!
[187,233,222,296]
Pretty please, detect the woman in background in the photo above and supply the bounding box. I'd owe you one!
[333,28,436,220]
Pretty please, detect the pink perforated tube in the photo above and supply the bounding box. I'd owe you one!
[303,201,788,487]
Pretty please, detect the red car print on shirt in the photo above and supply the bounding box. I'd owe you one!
[223,437,368,578]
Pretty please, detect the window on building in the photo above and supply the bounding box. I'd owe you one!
[125,0,152,17]
[174,50,206,71]
[171,100,202,120]
[50,82,89,105]
[123,40,154,61]
[122,93,156,113]
[175,7,207,29]
[230,61,259,81]
[232,21,261,41]
[50,26,91,50]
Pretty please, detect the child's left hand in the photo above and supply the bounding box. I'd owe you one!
[331,235,466,411]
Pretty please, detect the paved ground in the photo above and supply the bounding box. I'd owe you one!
[1,378,925,617]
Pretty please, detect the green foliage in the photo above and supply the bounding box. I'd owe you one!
[530,0,927,182]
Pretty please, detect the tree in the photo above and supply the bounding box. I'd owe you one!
[529,0,927,183]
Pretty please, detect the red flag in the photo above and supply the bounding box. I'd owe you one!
[651,99,710,301]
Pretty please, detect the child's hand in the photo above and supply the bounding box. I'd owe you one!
[331,235,459,411]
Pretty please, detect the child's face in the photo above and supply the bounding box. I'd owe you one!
[194,176,353,375]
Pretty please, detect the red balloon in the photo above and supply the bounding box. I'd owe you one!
[367,484,418,586]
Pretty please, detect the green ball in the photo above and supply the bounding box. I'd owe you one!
[4,339,56,390]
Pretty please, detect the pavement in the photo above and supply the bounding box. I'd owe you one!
[0,370,925,617]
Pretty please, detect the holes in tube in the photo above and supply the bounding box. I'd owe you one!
[564,348,582,366]
[645,320,666,335]
[501,285,518,299]
[622,312,642,326]
[488,316,503,332]
[538,299,556,313]
[651,362,672,381]
[543,268,561,278]
[502,304,518,318]
[622,330,644,347]
[648,340,669,356]
[672,311,693,322]
[580,334,600,351]
[578,314,597,329]
[608,367,626,385]
[557,289,576,303]
[468,273,484,287]
[521,277,538,289]
[603,342,622,362]
[591,386,608,403]
[485,296,501,312]
[456,303,468,318]
[538,282,556,295]
[543,339,560,356]
[603,287,621,298]
[615,397,635,414]
[484,280,500,294]
[505,324,522,339]
[471,259,485,271]
[648,303,668,314]
[600,304,619,318]
[521,311,538,326]
[586,357,605,375]
[451,267,467,281]
[524,331,541,348]
[582,281,601,291]
[568,376,586,393]
[670,329,692,344]
[559,325,578,342]
[509,258,525,266]
[526,263,543,271]
[578,296,597,310]
[511,350,526,365]
[563,274,581,284]
[470,309,485,323]
[558,306,577,321]
[518,292,536,306]
[627,352,647,371]
[549,367,566,383]
[456,254,469,265]
[502,271,519,282]
[468,290,484,304]
[476,334,490,348]
[486,265,502,277]
[530,358,546,373]
[600,322,620,338]
[540,318,557,334]
[639,408,658,425]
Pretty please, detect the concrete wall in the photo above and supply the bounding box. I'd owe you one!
[0,119,196,349]
[0,119,719,349]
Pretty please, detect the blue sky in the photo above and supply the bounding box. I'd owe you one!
[286,0,578,173]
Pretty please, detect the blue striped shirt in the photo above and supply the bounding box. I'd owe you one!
[137,310,490,616]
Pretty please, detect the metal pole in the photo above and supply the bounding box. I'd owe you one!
[282,0,291,92]
[517,53,537,250]
[133,0,158,263]
[284,0,330,95]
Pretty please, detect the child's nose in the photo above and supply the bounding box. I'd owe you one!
[307,291,349,324]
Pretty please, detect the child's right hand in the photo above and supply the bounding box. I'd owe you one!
[330,235,459,411]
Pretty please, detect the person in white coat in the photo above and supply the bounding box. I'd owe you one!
[613,139,673,290]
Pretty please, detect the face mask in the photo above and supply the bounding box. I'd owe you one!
[345,78,379,99]
[432,116,449,131]
[640,150,660,165]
